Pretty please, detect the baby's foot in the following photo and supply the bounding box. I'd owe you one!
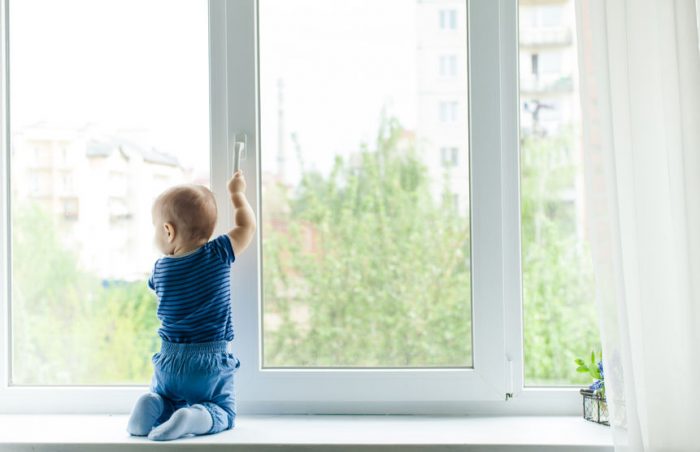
[127,393,164,436]
[147,404,213,441]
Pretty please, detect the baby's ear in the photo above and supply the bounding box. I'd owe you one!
[164,223,176,243]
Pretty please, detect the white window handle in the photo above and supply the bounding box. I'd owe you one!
[232,132,247,173]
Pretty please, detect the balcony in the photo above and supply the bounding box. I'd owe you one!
[520,76,573,95]
[520,27,572,47]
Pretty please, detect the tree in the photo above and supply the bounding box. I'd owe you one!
[263,117,600,383]
[11,205,158,384]
[9,116,600,385]
[520,131,600,385]
[263,116,472,367]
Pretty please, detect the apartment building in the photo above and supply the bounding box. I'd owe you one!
[11,123,188,281]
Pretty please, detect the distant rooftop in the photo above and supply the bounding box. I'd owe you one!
[20,123,181,168]
[86,137,180,166]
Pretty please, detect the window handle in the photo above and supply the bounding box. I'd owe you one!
[232,132,247,173]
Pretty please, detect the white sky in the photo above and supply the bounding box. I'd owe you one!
[10,0,210,173]
[10,0,418,181]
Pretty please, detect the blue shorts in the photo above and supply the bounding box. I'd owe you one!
[150,340,240,434]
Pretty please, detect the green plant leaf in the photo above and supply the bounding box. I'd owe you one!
[576,366,589,373]
[575,358,585,366]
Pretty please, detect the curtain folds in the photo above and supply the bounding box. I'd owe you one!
[575,1,700,451]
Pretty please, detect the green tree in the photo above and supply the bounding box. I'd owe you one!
[263,118,600,383]
[520,132,600,385]
[263,116,472,367]
[10,116,601,386]
[11,205,158,384]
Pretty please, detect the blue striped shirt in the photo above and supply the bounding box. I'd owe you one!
[148,234,235,343]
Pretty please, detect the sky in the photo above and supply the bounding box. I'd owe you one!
[259,0,418,181]
[10,0,210,173]
[9,0,422,183]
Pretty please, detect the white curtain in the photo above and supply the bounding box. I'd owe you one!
[575,1,700,451]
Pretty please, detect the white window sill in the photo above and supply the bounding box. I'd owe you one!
[0,414,613,451]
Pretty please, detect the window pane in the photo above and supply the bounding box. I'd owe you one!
[9,0,209,385]
[519,0,601,385]
[260,0,471,367]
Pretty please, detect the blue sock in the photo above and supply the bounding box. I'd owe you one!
[127,393,164,436]
[147,404,213,441]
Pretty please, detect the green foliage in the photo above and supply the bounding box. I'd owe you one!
[575,351,605,397]
[10,115,601,386]
[520,132,601,386]
[11,205,158,384]
[264,120,601,381]
[574,351,602,380]
[263,116,472,366]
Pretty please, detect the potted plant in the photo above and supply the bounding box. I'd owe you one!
[575,351,609,426]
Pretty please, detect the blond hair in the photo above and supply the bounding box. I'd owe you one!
[153,185,217,242]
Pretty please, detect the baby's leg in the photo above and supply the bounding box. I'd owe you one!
[200,400,236,433]
[127,392,166,436]
[147,404,213,441]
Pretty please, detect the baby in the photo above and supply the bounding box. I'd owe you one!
[126,170,255,441]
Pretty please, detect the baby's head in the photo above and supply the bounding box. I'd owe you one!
[152,184,217,255]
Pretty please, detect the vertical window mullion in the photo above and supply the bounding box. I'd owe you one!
[0,0,10,400]
[217,0,261,408]
[468,0,521,399]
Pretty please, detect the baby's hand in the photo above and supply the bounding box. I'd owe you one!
[228,170,247,194]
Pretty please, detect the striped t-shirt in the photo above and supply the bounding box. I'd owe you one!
[148,234,236,343]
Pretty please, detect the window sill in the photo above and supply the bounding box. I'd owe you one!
[0,414,613,451]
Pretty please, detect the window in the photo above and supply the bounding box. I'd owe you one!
[0,0,588,414]
[62,198,79,220]
[439,54,458,77]
[440,146,459,167]
[259,0,472,369]
[531,53,539,76]
[6,0,209,385]
[538,51,562,74]
[439,101,458,123]
[439,9,457,31]
[518,0,601,386]
[61,172,73,194]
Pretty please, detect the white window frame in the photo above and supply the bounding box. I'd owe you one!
[0,0,581,415]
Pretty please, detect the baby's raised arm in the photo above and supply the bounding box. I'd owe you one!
[226,170,256,256]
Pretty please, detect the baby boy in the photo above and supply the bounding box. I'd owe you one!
[127,170,255,441]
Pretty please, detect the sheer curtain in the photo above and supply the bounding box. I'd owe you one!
[575,1,700,451]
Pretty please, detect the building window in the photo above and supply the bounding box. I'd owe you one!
[62,173,73,194]
[439,9,457,31]
[439,54,458,77]
[538,51,562,74]
[441,146,459,167]
[62,198,79,220]
[0,0,594,414]
[442,192,459,211]
[439,101,458,123]
[6,0,209,387]
[29,173,39,195]
[531,53,539,76]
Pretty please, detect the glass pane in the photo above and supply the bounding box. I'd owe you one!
[9,0,210,385]
[260,0,471,367]
[518,0,601,385]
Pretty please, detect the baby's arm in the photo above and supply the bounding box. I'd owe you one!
[226,170,256,256]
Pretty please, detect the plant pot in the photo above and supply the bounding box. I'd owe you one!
[580,389,609,426]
